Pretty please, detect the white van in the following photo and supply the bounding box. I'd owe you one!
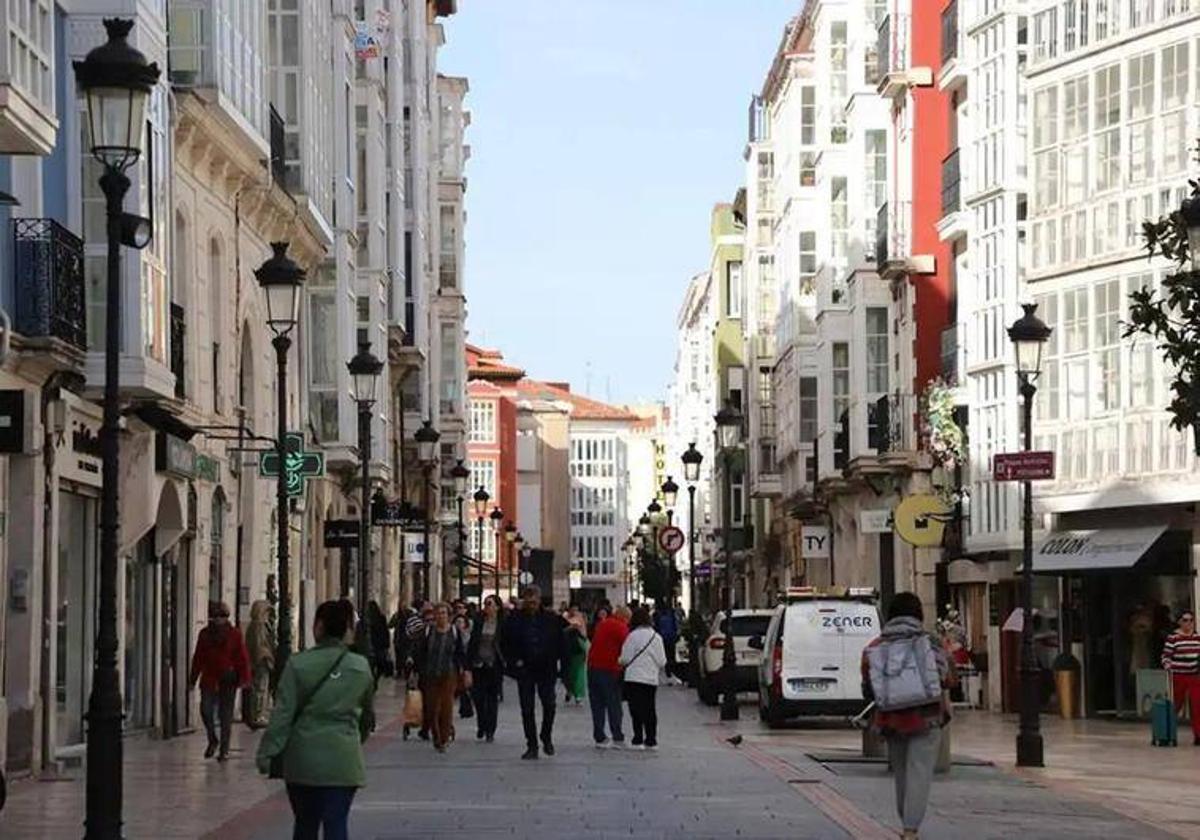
[752,587,880,726]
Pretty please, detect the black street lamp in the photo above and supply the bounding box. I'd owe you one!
[715,399,744,722]
[473,486,490,599]
[489,505,504,597]
[415,419,440,599]
[451,459,470,599]
[75,19,159,839]
[504,520,518,598]
[1008,303,1052,768]
[682,443,703,619]
[348,342,383,613]
[255,241,305,687]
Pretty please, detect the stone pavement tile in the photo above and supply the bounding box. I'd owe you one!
[0,678,409,840]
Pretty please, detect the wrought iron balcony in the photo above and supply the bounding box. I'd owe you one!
[269,105,287,189]
[13,218,86,351]
[170,303,186,398]
[867,393,920,454]
[942,148,961,216]
[876,12,934,99]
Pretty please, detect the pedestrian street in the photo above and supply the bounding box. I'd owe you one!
[2,676,1175,840]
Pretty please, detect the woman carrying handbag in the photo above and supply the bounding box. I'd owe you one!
[618,606,667,750]
[257,600,375,840]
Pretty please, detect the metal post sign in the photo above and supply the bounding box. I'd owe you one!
[260,432,325,497]
[993,451,1055,482]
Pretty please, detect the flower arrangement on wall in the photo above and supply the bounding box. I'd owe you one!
[921,378,965,469]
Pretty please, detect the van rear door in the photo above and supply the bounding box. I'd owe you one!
[781,600,879,702]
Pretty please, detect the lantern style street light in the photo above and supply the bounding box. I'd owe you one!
[348,343,383,612]
[255,241,305,685]
[714,399,744,722]
[490,506,505,597]
[451,460,471,599]
[414,420,441,599]
[75,19,160,839]
[1008,303,1051,769]
[661,476,679,509]
[473,486,490,597]
[681,443,704,620]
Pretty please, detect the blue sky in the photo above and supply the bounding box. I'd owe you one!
[440,0,798,404]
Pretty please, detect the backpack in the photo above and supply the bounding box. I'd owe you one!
[866,632,943,711]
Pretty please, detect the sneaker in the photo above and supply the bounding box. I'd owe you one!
[594,739,610,749]
[476,730,485,740]
[631,736,644,747]
[217,751,229,763]
[521,747,538,760]
[644,742,658,751]
[204,742,218,759]
[542,741,555,756]
[610,739,625,750]
[486,734,495,743]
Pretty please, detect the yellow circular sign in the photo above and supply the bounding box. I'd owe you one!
[893,495,951,548]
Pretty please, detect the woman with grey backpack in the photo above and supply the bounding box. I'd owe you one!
[860,592,955,840]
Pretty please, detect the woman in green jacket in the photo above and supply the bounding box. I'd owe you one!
[257,599,374,840]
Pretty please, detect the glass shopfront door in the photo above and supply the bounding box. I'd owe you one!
[55,492,97,750]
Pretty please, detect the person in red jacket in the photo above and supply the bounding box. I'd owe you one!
[587,605,630,747]
[190,601,251,761]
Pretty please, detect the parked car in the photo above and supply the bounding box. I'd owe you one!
[695,609,775,706]
[753,587,880,727]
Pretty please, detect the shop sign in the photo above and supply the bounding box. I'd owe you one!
[155,432,197,479]
[860,509,892,534]
[62,417,103,486]
[568,569,583,590]
[371,496,424,528]
[260,433,324,497]
[323,519,359,549]
[0,390,26,454]
[1032,525,1166,573]
[195,454,220,483]
[993,451,1055,481]
[403,531,426,563]
[801,525,831,559]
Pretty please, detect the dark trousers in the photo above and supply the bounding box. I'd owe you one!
[663,638,678,677]
[517,672,557,750]
[286,784,356,840]
[200,685,236,754]
[471,665,502,737]
[625,682,658,746]
[588,669,624,744]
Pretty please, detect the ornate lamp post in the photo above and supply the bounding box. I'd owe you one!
[715,400,744,722]
[451,459,470,599]
[348,343,383,613]
[489,505,504,598]
[75,19,160,839]
[504,520,518,598]
[1008,303,1051,768]
[473,486,490,599]
[415,419,440,599]
[513,532,526,598]
[681,443,703,619]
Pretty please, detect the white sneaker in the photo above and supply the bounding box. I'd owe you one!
[644,743,658,751]
[594,740,609,750]
[610,740,625,750]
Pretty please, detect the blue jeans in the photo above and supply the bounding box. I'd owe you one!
[588,669,624,744]
[286,784,356,840]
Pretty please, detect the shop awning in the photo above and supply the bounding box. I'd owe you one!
[1032,525,1167,573]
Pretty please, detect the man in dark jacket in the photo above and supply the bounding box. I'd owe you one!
[502,585,566,759]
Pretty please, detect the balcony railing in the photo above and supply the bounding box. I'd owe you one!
[941,324,960,386]
[875,203,889,266]
[13,219,86,350]
[867,393,920,454]
[941,1,959,65]
[942,149,961,216]
[877,15,892,79]
[269,105,287,188]
[170,303,186,398]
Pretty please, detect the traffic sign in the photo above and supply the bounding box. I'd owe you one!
[993,451,1055,482]
[658,525,686,554]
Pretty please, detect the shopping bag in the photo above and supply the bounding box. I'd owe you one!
[403,688,423,727]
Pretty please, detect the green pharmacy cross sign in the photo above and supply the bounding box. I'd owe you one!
[260,433,324,497]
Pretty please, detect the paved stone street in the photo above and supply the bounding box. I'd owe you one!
[3,679,1181,839]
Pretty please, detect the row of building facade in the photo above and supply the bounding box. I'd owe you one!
[668,0,1200,718]
[0,0,471,777]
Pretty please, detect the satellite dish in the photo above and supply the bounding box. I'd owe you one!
[893,494,951,548]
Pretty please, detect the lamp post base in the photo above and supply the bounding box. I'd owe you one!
[1016,731,1044,768]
